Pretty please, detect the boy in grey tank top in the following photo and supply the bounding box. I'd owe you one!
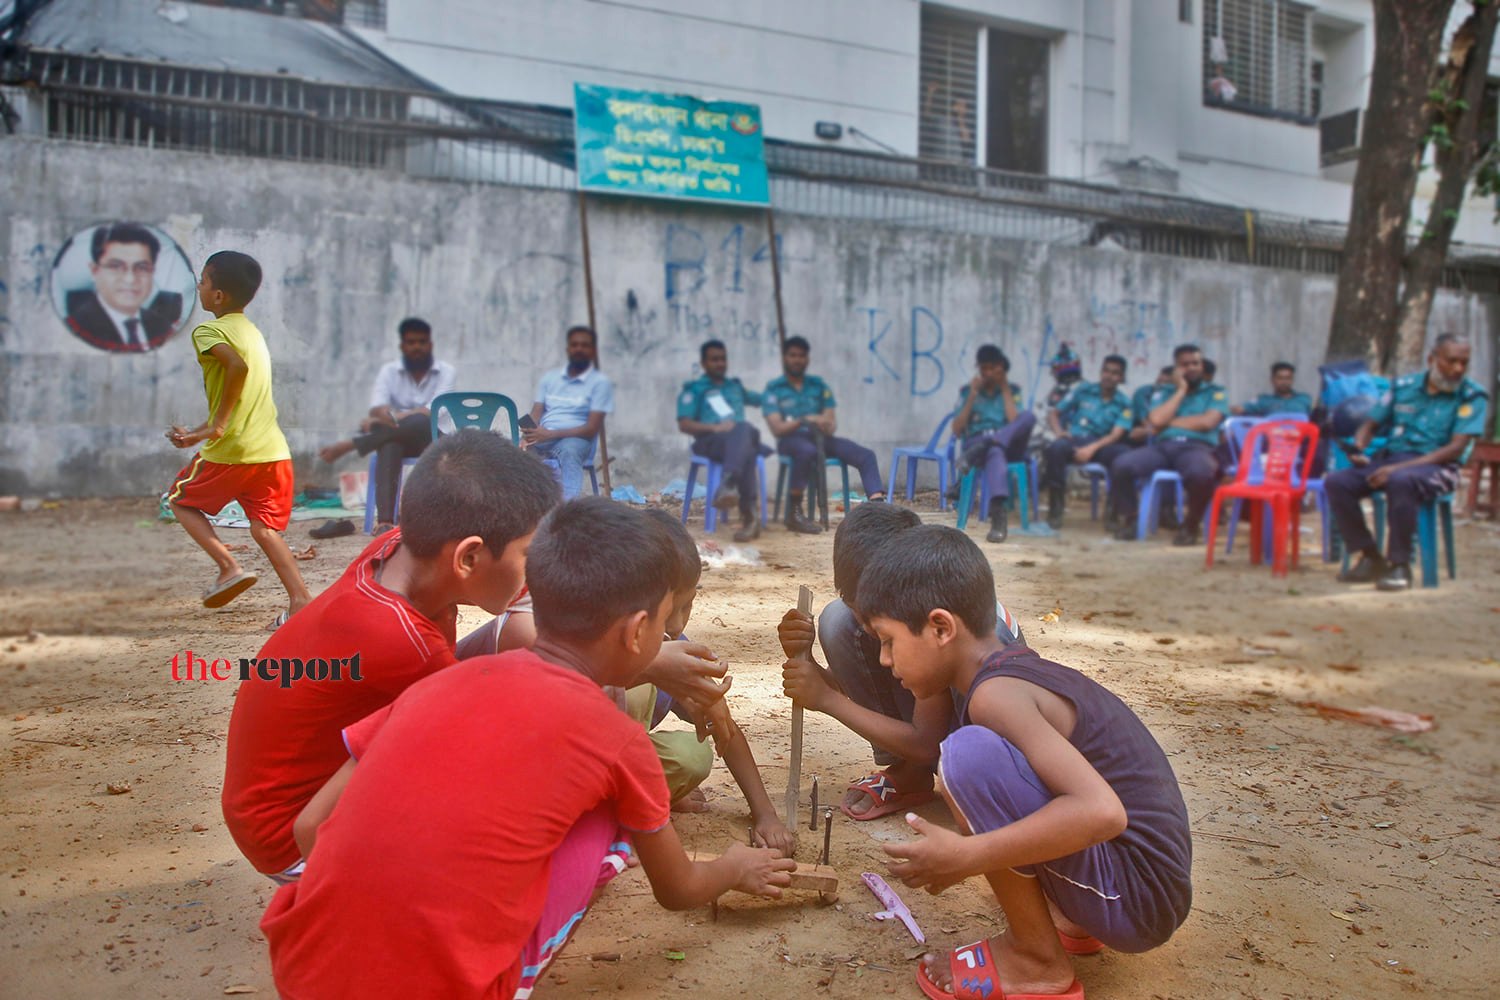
[858,525,1191,1000]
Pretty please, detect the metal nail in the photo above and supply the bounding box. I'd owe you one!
[810,775,820,830]
[821,807,833,865]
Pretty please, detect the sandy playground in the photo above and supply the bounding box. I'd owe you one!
[1,494,1498,999]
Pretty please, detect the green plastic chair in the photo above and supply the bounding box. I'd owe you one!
[430,392,520,444]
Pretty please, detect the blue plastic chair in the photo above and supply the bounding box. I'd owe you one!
[362,455,419,535]
[683,453,768,533]
[954,461,1031,532]
[888,412,955,510]
[1135,470,1185,539]
[772,454,851,520]
[1080,462,1110,520]
[947,437,1039,523]
[430,392,520,443]
[1221,416,1262,477]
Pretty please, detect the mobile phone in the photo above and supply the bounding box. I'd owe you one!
[518,414,537,431]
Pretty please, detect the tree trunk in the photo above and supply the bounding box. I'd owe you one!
[1327,0,1456,372]
[1395,2,1500,369]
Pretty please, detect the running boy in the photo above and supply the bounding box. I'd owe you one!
[166,250,310,626]
[860,525,1191,1000]
[221,430,558,881]
[264,499,795,999]
[778,503,1022,821]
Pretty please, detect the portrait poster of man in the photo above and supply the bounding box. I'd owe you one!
[50,221,197,354]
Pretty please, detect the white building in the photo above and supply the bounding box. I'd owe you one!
[344,0,1500,246]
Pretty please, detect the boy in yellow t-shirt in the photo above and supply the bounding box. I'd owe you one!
[166,251,310,629]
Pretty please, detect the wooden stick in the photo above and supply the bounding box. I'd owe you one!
[575,190,613,496]
[786,585,812,824]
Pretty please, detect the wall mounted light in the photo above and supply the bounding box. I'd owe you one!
[814,121,844,141]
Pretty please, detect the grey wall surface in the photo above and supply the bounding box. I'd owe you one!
[1,137,1495,498]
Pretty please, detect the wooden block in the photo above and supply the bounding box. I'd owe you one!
[692,853,839,893]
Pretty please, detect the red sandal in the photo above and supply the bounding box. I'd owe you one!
[916,938,1085,1000]
[839,771,936,821]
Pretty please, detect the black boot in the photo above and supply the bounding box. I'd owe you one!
[986,501,1008,543]
[784,504,823,535]
[712,476,740,512]
[733,510,761,543]
[1338,550,1386,583]
[1046,486,1065,530]
[1375,562,1413,591]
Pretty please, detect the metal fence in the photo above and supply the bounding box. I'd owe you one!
[5,47,1500,293]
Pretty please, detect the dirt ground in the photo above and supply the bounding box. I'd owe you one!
[1,494,1498,999]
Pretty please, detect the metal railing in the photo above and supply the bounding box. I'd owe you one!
[5,47,1500,292]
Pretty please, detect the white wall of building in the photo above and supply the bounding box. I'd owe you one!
[361,0,1500,247]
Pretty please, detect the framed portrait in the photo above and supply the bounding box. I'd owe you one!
[50,221,197,354]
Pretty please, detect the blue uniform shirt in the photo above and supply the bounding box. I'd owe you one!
[1368,372,1489,455]
[1056,381,1130,438]
[956,381,1023,437]
[1240,391,1312,416]
[535,365,614,431]
[677,375,762,426]
[1120,383,1158,431]
[762,374,835,421]
[1149,381,1230,446]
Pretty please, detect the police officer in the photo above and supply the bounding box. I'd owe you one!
[762,336,885,535]
[1100,364,1176,530]
[1110,343,1229,545]
[677,339,766,542]
[1233,361,1313,416]
[1041,354,1132,529]
[1328,333,1488,590]
[947,345,1036,542]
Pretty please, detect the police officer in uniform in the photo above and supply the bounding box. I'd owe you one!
[1328,334,1488,590]
[1233,361,1313,416]
[1041,354,1132,529]
[677,339,767,542]
[946,345,1037,543]
[762,336,885,535]
[1110,343,1229,545]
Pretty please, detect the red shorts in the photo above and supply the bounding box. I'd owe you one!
[168,455,294,531]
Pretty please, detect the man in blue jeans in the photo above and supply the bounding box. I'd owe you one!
[524,325,612,499]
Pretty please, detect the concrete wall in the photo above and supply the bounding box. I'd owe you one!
[1,137,1494,498]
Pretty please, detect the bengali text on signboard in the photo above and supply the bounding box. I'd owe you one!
[574,83,770,206]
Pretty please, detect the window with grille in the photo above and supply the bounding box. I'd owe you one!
[343,0,386,29]
[919,9,978,164]
[1203,0,1313,121]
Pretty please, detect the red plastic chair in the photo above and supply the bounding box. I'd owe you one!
[1205,419,1320,577]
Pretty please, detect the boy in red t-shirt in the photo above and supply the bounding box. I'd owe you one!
[265,498,796,999]
[220,430,559,881]
[166,250,311,626]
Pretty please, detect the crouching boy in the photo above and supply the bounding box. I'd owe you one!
[860,525,1191,1000]
[262,499,795,999]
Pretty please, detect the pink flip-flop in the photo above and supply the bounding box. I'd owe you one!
[839,772,936,822]
[916,938,1086,1000]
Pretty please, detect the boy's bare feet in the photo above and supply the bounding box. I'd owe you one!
[918,932,1076,997]
[671,788,710,813]
[319,440,355,463]
[841,759,934,817]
